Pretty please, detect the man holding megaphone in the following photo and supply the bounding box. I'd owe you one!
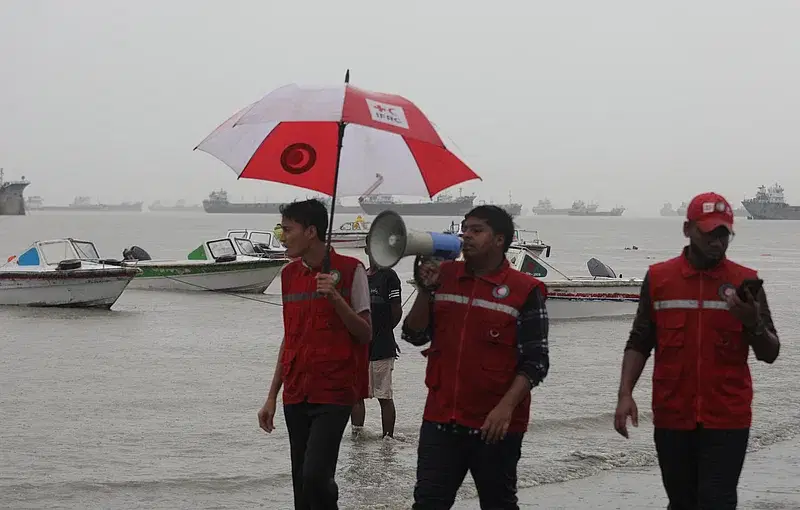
[399,205,550,509]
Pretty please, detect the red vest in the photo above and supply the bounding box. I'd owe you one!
[280,249,365,406]
[649,253,757,430]
[422,259,545,433]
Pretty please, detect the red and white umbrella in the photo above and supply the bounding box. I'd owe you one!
[194,73,481,200]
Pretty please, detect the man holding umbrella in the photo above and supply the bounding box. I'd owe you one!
[257,199,372,510]
[196,76,484,506]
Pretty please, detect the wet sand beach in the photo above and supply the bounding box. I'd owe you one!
[463,438,800,509]
[2,213,798,508]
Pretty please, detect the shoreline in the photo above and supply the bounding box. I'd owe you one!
[462,437,800,509]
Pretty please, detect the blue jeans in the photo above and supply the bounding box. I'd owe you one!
[413,420,524,510]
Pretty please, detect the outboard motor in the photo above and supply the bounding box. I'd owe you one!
[122,245,152,261]
[587,257,618,279]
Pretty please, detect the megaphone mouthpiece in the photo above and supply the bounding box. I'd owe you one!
[367,210,462,269]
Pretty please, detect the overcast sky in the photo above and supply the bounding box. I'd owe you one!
[2,0,799,215]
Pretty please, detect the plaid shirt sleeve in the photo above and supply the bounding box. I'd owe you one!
[401,296,434,347]
[623,271,656,357]
[516,286,550,388]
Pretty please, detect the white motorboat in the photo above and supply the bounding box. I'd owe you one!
[443,221,552,259]
[407,243,641,320]
[103,238,290,293]
[506,245,642,320]
[226,229,288,257]
[0,238,140,308]
[330,218,370,249]
[229,220,370,251]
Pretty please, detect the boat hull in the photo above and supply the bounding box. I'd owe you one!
[543,280,640,320]
[124,260,285,293]
[39,203,143,212]
[741,201,800,220]
[0,181,30,216]
[0,269,137,308]
[203,201,283,214]
[359,200,475,217]
[498,203,522,216]
[330,234,368,249]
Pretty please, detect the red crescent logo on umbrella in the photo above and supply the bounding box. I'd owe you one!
[280,143,317,175]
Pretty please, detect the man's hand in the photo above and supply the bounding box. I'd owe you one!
[726,286,760,328]
[480,402,514,444]
[258,398,277,433]
[316,273,340,300]
[614,394,638,438]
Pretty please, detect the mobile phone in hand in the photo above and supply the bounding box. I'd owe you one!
[736,278,764,301]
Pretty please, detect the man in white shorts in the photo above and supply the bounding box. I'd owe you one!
[351,243,403,438]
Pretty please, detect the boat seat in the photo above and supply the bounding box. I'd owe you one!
[57,259,82,270]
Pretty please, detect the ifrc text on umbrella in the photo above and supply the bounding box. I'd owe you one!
[366,99,409,129]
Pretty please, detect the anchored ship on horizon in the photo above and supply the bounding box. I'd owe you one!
[0,169,30,215]
[533,199,625,217]
[30,196,143,212]
[741,183,800,220]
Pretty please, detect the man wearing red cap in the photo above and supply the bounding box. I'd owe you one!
[613,192,780,509]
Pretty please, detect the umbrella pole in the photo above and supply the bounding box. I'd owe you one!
[322,69,350,274]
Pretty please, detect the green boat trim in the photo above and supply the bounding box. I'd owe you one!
[126,259,285,279]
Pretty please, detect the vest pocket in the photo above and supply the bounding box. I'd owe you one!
[655,312,686,355]
[653,312,686,405]
[480,338,516,395]
[713,322,747,366]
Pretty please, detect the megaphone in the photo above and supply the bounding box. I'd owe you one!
[367,210,463,269]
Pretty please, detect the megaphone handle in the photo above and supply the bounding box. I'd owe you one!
[413,255,440,293]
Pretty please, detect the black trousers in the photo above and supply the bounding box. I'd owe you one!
[284,402,353,510]
[412,420,524,510]
[654,426,750,510]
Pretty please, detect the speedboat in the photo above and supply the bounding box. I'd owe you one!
[407,243,641,320]
[330,219,370,249]
[103,238,290,293]
[443,220,552,259]
[0,238,139,308]
[506,245,642,320]
[226,229,287,257]
[229,222,369,251]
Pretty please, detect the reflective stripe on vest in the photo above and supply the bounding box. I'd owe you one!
[653,299,729,311]
[435,292,520,319]
[283,289,351,303]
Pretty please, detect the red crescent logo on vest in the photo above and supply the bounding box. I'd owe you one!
[330,269,341,285]
[492,284,510,299]
[718,283,736,300]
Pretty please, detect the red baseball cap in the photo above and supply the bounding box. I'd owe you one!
[686,192,734,233]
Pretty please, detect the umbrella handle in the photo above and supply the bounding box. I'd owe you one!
[322,69,350,275]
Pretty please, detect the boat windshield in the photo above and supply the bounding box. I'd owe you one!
[73,240,100,260]
[207,239,236,259]
[38,240,78,265]
[249,232,282,249]
[520,254,547,278]
[234,238,257,255]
